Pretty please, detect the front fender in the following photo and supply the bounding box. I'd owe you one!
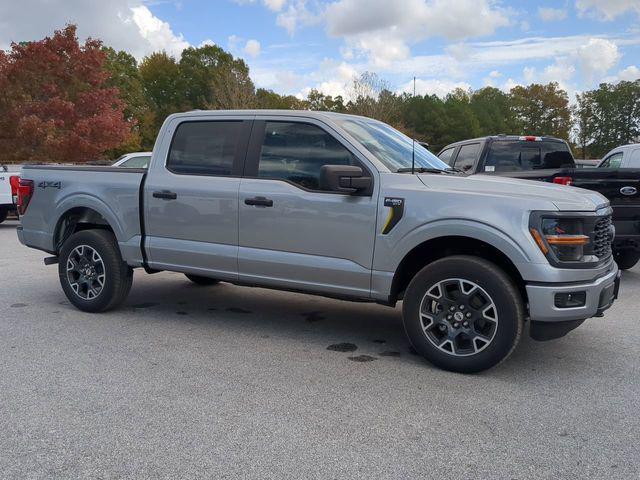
[374,218,535,274]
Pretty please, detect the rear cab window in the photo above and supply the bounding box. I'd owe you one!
[599,152,623,169]
[167,121,245,176]
[483,139,574,172]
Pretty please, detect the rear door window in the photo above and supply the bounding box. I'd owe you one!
[484,141,573,172]
[167,121,244,176]
[453,144,480,173]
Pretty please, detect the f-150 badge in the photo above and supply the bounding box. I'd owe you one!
[382,197,404,234]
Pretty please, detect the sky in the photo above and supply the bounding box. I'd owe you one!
[1,0,639,100]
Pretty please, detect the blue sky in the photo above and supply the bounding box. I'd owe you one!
[2,0,640,99]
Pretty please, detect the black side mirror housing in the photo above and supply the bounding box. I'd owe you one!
[319,165,371,194]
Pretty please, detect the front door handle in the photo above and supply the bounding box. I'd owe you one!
[153,190,177,200]
[244,196,273,207]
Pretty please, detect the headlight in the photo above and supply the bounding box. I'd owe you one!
[529,213,595,265]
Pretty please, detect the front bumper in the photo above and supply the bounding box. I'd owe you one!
[526,263,620,323]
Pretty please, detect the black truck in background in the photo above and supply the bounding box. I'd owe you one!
[438,135,640,270]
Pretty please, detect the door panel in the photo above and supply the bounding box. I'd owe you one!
[144,119,251,280]
[238,178,376,295]
[237,119,378,297]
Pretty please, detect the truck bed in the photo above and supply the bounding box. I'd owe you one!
[18,165,147,263]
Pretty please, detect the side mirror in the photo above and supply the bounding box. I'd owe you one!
[319,165,371,194]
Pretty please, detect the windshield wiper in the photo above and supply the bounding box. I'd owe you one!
[396,167,455,174]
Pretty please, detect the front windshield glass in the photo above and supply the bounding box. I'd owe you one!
[335,117,450,172]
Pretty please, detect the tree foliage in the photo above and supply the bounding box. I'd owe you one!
[0,25,131,163]
[1,25,638,163]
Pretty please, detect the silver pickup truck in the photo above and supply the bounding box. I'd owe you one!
[17,110,620,372]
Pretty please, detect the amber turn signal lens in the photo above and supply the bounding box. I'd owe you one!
[529,228,549,254]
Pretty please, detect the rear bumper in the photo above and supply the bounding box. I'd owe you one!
[526,263,620,323]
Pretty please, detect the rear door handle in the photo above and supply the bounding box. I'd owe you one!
[153,190,177,200]
[244,196,273,207]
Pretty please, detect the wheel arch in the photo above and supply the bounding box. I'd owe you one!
[54,206,117,253]
[390,235,527,304]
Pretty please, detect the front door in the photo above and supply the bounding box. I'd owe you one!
[144,117,251,281]
[238,118,378,298]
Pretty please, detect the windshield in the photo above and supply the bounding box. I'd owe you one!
[335,118,450,172]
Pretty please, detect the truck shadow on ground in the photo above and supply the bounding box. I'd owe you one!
[92,270,620,377]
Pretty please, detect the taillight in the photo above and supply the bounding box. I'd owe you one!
[17,179,34,215]
[553,176,573,186]
[9,175,20,203]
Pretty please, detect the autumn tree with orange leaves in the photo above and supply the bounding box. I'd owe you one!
[0,25,133,164]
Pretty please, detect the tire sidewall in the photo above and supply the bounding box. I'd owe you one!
[58,230,124,312]
[402,256,523,373]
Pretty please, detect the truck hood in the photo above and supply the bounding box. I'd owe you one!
[417,173,608,211]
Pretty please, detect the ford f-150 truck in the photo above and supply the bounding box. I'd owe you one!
[438,135,640,270]
[17,111,620,373]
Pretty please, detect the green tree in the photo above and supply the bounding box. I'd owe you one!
[509,82,572,139]
[574,80,640,158]
[470,87,515,136]
[255,88,306,109]
[306,89,346,112]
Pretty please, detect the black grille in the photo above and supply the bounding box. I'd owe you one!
[592,215,613,259]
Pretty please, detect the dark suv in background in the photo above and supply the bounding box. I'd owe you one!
[439,135,640,270]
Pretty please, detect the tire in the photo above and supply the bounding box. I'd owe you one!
[58,229,133,312]
[402,255,524,373]
[614,250,640,271]
[185,274,220,286]
[0,209,7,224]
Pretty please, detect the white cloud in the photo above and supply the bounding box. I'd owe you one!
[276,0,319,35]
[233,0,287,11]
[243,39,261,58]
[538,7,568,21]
[604,65,640,83]
[322,0,510,66]
[398,78,472,98]
[576,38,620,79]
[198,39,216,48]
[576,0,640,20]
[130,6,190,57]
[0,1,190,59]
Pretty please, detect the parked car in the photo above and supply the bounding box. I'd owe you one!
[0,165,20,223]
[16,111,619,373]
[112,152,152,168]
[438,135,640,270]
[597,144,640,169]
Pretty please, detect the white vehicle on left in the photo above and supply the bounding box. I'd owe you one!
[0,165,20,223]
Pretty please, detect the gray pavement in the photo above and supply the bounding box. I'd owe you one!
[0,220,638,479]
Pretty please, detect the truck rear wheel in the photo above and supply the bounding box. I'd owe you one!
[402,255,524,373]
[58,229,133,312]
[185,274,220,286]
[614,250,640,270]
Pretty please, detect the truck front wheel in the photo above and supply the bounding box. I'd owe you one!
[402,255,524,373]
[613,250,640,270]
[58,230,133,312]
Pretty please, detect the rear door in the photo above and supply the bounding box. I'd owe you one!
[143,115,252,280]
[237,117,378,298]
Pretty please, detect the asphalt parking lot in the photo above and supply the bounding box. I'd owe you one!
[1,221,639,479]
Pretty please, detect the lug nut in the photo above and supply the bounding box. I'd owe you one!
[453,322,460,328]
[459,305,465,310]
[463,321,469,327]
[449,306,456,312]
[446,314,452,320]
[466,312,472,318]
